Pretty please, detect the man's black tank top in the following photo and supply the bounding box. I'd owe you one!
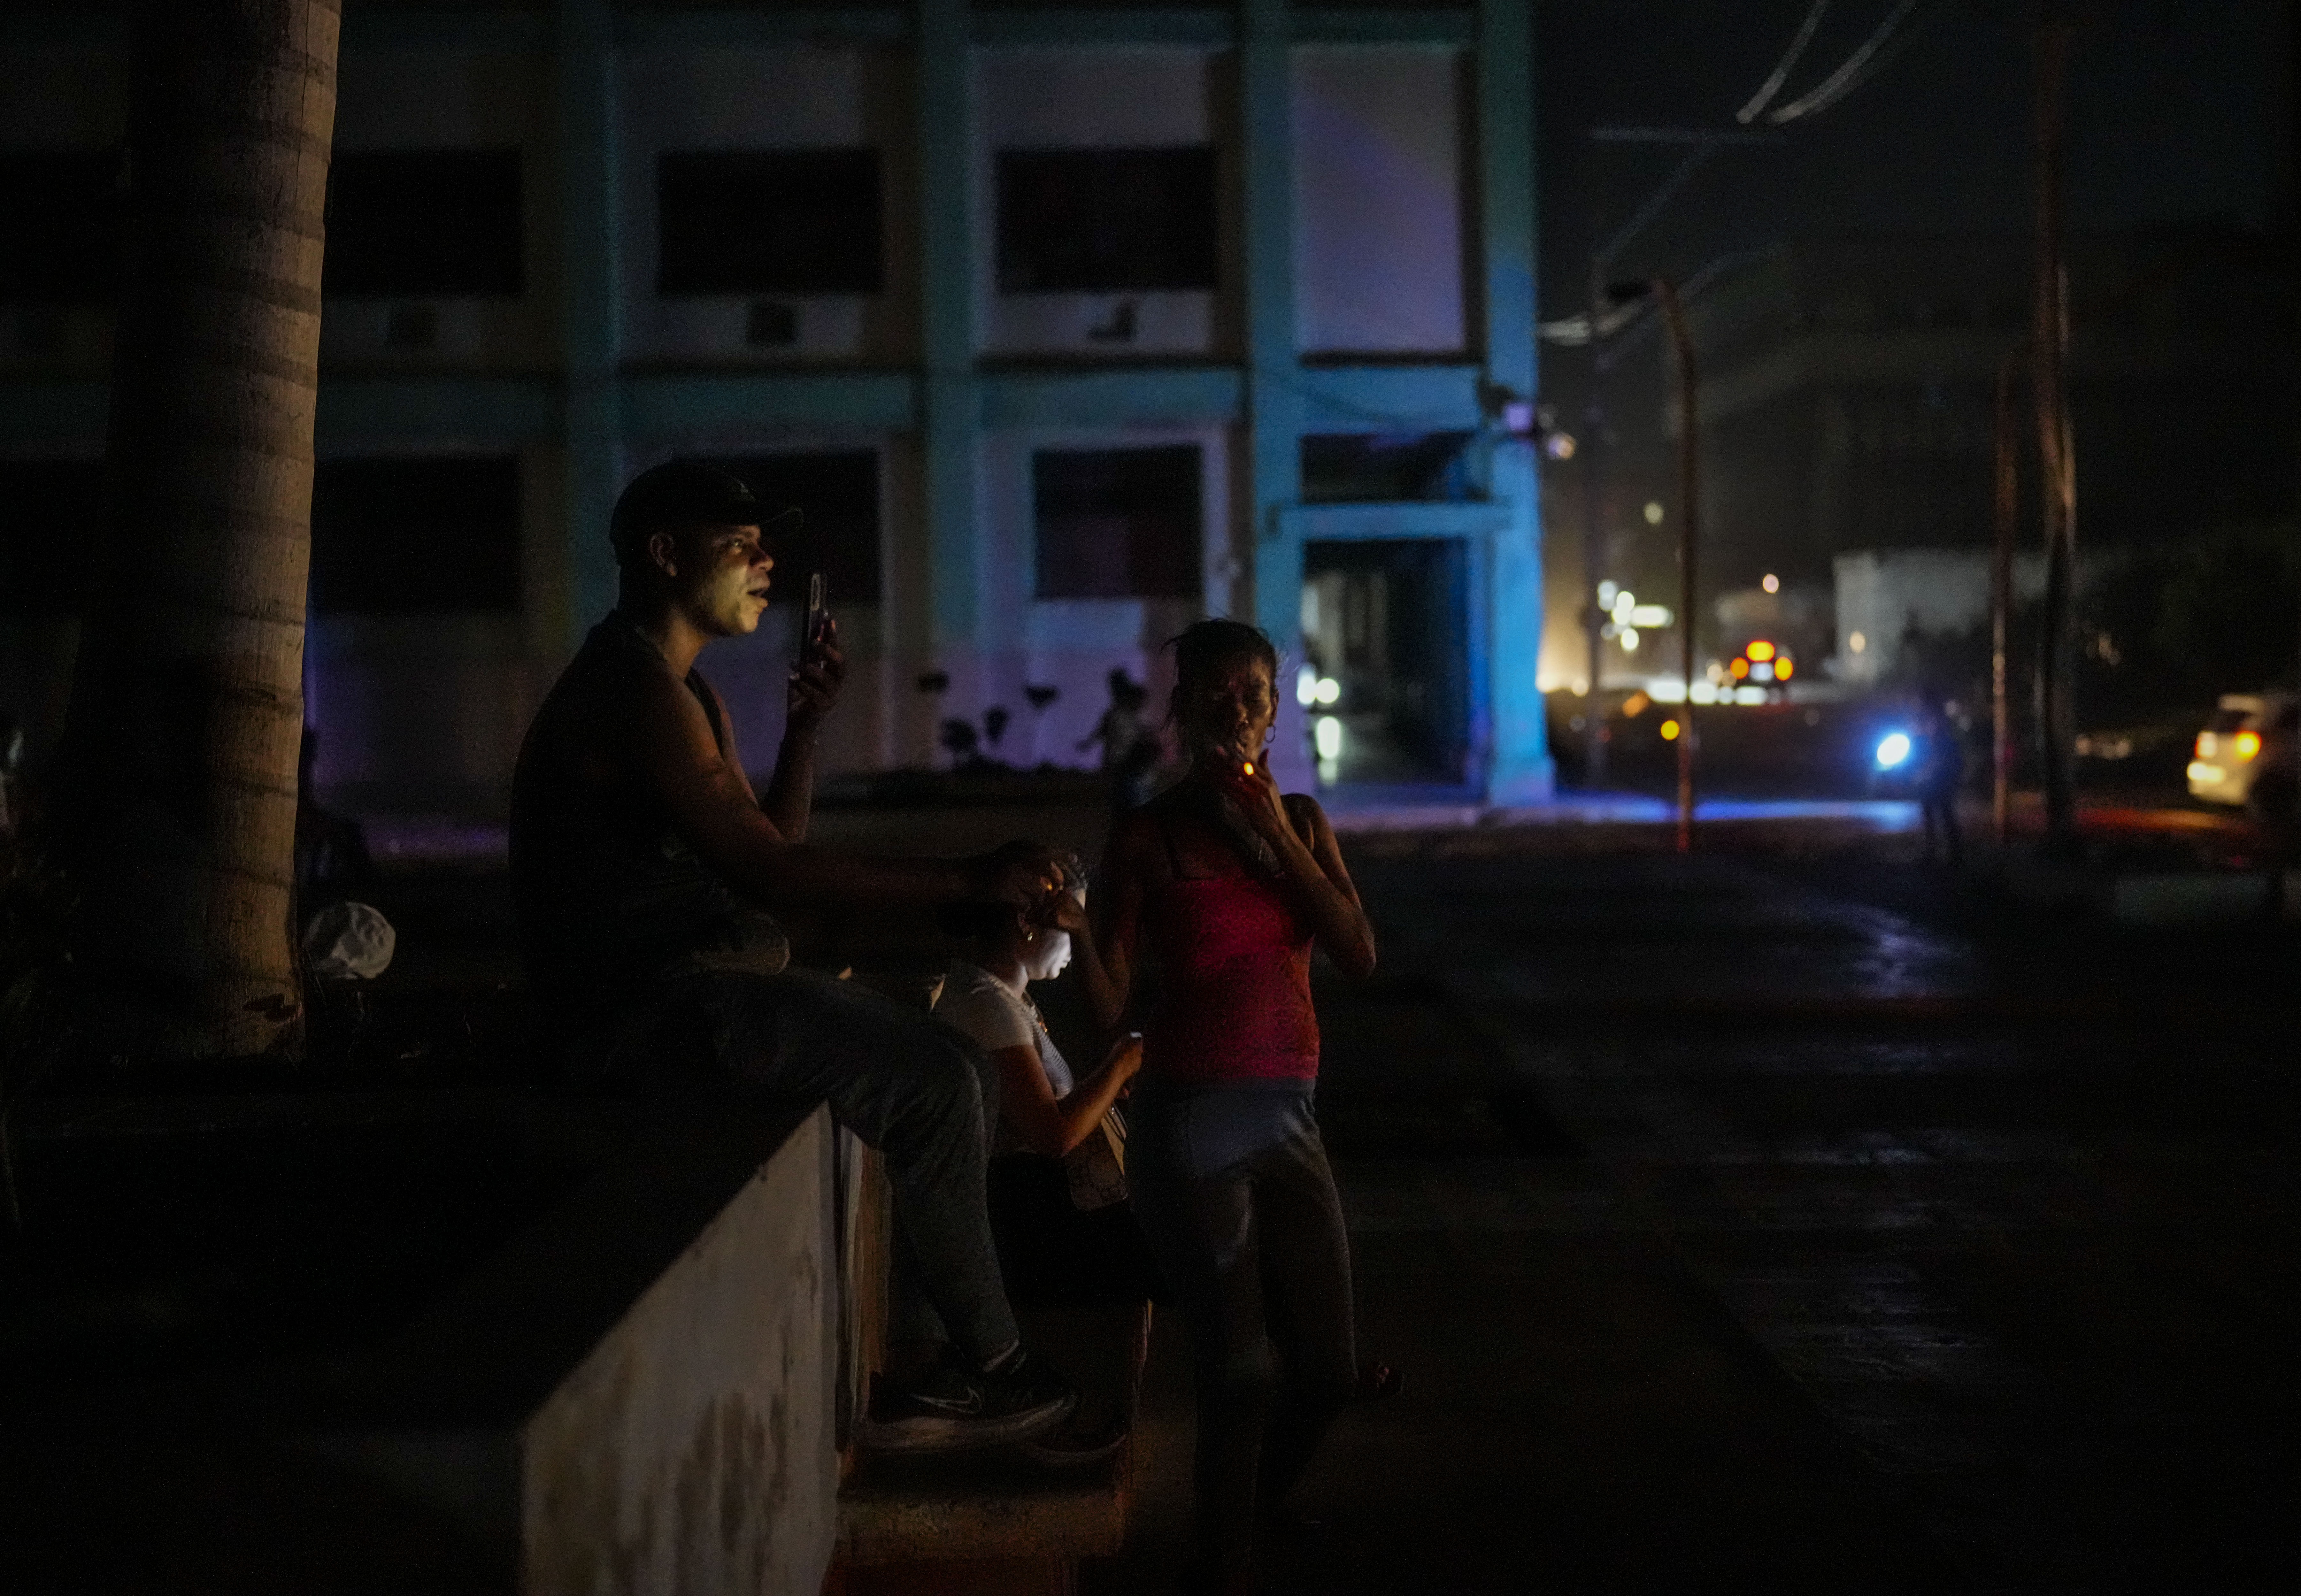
[509,611,787,1004]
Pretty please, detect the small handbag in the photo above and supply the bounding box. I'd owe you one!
[1064,1104,1128,1212]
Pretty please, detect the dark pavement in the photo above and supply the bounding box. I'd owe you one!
[364,807,2298,1593]
[1086,833,2301,1595]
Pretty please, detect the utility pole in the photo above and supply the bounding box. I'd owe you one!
[1576,127,1774,790]
[1991,342,2025,844]
[1653,278,1700,854]
[2032,10,2079,852]
[1582,256,1610,783]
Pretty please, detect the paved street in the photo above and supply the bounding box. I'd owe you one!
[1083,832,2301,1594]
[367,808,2299,1593]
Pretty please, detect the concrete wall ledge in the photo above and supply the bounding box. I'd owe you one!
[4,1089,870,1595]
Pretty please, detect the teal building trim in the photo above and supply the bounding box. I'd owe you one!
[617,9,912,48]
[979,366,1245,429]
[917,0,977,656]
[1292,364,1488,433]
[1475,0,1551,801]
[972,8,1235,47]
[623,372,920,437]
[1293,8,1477,46]
[1241,0,1310,786]
[0,382,106,450]
[555,0,626,648]
[317,379,561,449]
[0,1,1551,806]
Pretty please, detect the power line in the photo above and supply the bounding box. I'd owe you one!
[1764,0,1925,125]
[1736,0,1834,125]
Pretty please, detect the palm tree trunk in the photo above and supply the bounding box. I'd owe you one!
[56,0,339,1061]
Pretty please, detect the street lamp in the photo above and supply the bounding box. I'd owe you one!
[1609,276,1699,853]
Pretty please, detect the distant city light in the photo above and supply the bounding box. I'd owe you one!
[1295,664,1320,706]
[1314,676,1342,706]
[1619,628,1640,652]
[1659,719,1682,741]
[1775,656,1795,679]
[1875,731,1913,769]
[1597,580,1620,607]
[1314,716,1344,760]
[1643,501,1665,525]
[1730,656,1751,679]
[1761,573,1780,594]
[1848,631,1867,654]
[1689,682,1720,704]
[1611,590,1636,623]
[2233,730,2262,760]
[1543,431,1578,461]
[1628,603,1673,628]
[1733,686,1767,704]
[1747,640,1776,663]
[1751,661,1774,682]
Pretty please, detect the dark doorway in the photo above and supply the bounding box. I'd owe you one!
[1300,538,1471,788]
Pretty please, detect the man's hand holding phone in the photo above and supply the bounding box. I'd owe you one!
[787,572,845,735]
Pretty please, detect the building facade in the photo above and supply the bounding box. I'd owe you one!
[0,0,1551,812]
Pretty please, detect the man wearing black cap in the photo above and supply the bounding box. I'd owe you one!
[512,460,1075,1451]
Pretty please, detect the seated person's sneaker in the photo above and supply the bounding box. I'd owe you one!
[1015,1395,1127,1468]
[858,1345,1076,1454]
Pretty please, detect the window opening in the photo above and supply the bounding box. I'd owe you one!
[657,151,883,296]
[310,457,521,614]
[1300,432,1479,504]
[0,460,104,614]
[1033,445,1203,600]
[996,149,1218,293]
[0,151,119,302]
[323,150,524,297]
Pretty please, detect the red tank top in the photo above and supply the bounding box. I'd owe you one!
[1140,808,1320,1086]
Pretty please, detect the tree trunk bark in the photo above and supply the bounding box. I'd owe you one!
[56,0,338,1062]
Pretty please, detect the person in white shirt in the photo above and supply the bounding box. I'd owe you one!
[934,892,1156,1310]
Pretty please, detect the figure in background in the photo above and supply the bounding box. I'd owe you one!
[293,727,378,912]
[1062,620,1392,1594]
[510,461,1077,1454]
[1079,667,1162,811]
[1914,699,1966,866]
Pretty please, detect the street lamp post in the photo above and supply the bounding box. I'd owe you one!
[1654,279,1699,855]
[2033,12,2079,853]
[1991,341,2026,846]
[1610,274,1700,853]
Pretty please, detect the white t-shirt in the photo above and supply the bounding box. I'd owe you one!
[935,960,1074,1153]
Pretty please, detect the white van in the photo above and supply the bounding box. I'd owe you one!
[2187,692,2297,819]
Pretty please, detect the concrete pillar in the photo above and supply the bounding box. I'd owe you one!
[914,0,979,755]
[1242,0,1310,788]
[1476,0,1553,802]
[555,0,623,648]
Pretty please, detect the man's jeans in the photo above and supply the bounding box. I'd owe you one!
[610,967,1018,1364]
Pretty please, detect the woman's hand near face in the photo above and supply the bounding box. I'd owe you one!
[1213,757,1297,848]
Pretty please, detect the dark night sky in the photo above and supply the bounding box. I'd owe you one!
[1537,0,2292,332]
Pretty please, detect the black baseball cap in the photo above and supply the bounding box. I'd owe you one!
[609,461,802,567]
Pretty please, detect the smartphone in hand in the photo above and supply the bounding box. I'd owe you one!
[800,572,828,664]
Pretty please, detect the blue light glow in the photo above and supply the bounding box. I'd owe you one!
[1874,731,1913,770]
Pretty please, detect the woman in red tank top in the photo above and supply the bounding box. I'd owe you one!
[1059,620,1380,1594]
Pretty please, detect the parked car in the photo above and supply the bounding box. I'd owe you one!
[2187,692,2297,819]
